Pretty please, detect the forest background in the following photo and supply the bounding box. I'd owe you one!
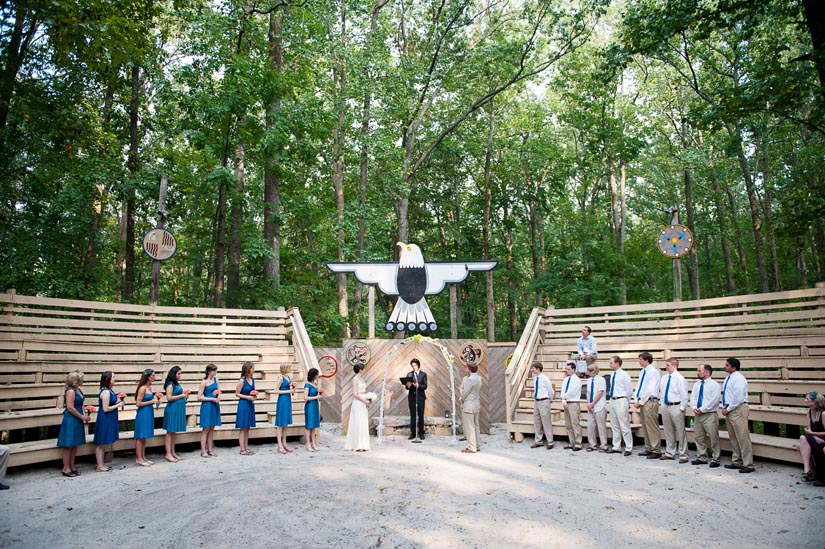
[1,0,823,345]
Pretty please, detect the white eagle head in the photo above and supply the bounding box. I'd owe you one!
[397,242,425,268]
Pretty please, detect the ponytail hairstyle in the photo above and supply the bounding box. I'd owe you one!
[204,364,218,379]
[137,369,154,395]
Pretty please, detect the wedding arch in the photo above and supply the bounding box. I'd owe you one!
[376,335,459,445]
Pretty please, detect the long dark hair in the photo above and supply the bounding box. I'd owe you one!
[307,368,319,383]
[99,371,114,389]
[204,364,218,379]
[241,362,254,379]
[165,366,182,388]
[136,369,154,396]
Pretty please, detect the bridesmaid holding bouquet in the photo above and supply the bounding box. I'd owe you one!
[134,369,158,467]
[198,364,221,457]
[303,368,323,452]
[93,371,123,472]
[162,366,188,462]
[234,361,257,455]
[57,370,91,477]
[274,364,295,454]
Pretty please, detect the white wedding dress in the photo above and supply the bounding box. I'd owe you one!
[344,377,370,451]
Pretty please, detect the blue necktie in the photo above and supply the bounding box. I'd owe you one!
[564,377,570,397]
[610,373,615,398]
[697,380,705,408]
[637,370,646,398]
[535,377,539,398]
[589,379,594,403]
[722,377,729,407]
[664,375,672,404]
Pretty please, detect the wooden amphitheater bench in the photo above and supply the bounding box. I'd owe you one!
[0,291,320,467]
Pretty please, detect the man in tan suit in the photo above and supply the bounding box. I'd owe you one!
[460,364,482,454]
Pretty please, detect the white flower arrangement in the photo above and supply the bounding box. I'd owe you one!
[364,392,377,403]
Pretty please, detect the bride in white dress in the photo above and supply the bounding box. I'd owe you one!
[344,363,370,452]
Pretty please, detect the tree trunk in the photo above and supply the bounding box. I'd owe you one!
[760,138,781,291]
[609,155,628,304]
[503,206,516,341]
[0,2,39,131]
[124,64,140,302]
[263,9,284,292]
[226,134,245,308]
[726,121,769,293]
[797,237,809,286]
[214,158,228,307]
[710,147,736,293]
[683,165,700,299]
[482,98,495,341]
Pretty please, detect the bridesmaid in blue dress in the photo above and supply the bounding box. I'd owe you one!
[274,364,295,454]
[93,371,123,472]
[198,364,221,457]
[303,368,323,452]
[162,366,189,463]
[57,370,91,477]
[234,362,257,455]
[134,369,159,467]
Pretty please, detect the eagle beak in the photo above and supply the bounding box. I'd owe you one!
[396,241,405,249]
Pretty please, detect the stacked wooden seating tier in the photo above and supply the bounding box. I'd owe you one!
[0,291,319,467]
[505,287,825,464]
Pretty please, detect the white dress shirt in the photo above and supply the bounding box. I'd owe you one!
[587,375,606,412]
[609,368,633,398]
[577,335,598,357]
[658,371,689,411]
[534,373,554,400]
[634,364,660,405]
[721,370,748,411]
[561,374,582,403]
[689,377,721,413]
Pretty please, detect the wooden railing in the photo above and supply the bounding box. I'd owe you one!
[287,307,317,382]
[504,306,545,431]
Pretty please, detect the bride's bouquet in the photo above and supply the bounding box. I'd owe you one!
[364,392,377,404]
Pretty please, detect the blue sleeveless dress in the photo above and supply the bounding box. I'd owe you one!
[275,376,292,427]
[93,388,119,445]
[200,380,222,428]
[163,382,187,433]
[134,391,156,440]
[235,377,256,429]
[57,388,86,447]
[304,383,320,429]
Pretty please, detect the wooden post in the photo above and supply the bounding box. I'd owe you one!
[671,210,682,302]
[450,284,457,339]
[368,285,375,339]
[149,174,168,307]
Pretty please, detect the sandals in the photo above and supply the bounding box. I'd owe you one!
[95,466,112,473]
[803,471,816,482]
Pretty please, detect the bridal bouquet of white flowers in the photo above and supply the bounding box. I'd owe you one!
[364,392,377,403]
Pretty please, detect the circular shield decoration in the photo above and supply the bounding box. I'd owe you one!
[318,355,338,378]
[459,343,483,366]
[343,340,371,366]
[657,224,694,258]
[142,228,178,261]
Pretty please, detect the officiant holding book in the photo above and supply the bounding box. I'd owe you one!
[403,358,428,440]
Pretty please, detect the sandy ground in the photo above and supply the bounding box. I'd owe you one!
[0,424,823,549]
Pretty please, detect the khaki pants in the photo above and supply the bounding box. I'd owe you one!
[641,400,661,453]
[587,407,608,449]
[609,398,633,451]
[564,402,582,448]
[533,399,553,444]
[726,404,753,467]
[463,410,480,452]
[662,405,688,457]
[693,411,721,462]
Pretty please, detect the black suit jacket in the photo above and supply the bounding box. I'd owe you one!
[406,370,427,400]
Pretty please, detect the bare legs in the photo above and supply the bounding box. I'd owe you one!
[200,426,216,457]
[61,447,78,474]
[94,445,112,471]
[238,428,254,455]
[276,426,291,453]
[799,435,814,477]
[135,439,152,466]
[164,432,180,462]
[304,428,318,451]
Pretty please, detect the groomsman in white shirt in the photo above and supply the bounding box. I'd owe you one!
[659,358,689,463]
[561,361,583,451]
[607,356,634,456]
[690,363,722,468]
[531,363,555,449]
[721,357,755,473]
[634,352,661,459]
[585,363,609,452]
[577,326,598,367]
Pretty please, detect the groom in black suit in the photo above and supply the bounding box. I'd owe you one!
[405,358,428,440]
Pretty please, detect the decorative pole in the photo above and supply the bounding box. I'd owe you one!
[657,205,693,303]
[143,174,177,306]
